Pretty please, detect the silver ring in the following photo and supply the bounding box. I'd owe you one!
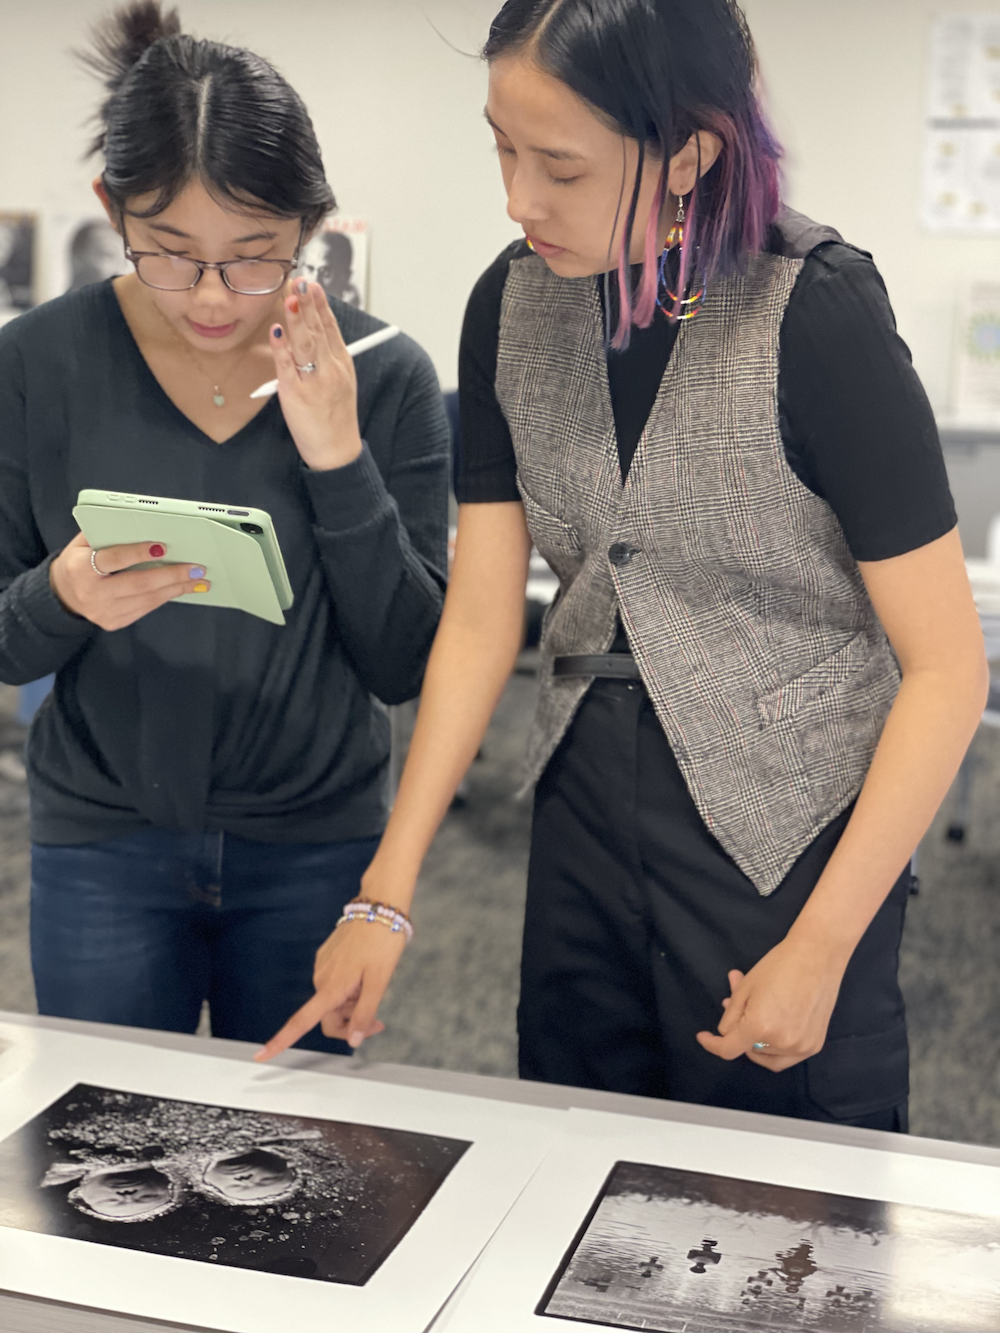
[752,1041,770,1051]
[90,549,110,578]
[295,361,317,375]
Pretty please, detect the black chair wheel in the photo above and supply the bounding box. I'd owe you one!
[945,824,966,843]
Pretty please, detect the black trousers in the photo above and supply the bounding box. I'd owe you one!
[519,678,910,1131]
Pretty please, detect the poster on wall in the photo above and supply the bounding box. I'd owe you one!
[295,215,369,310]
[0,211,37,318]
[954,281,1000,425]
[46,214,130,299]
[922,15,1000,234]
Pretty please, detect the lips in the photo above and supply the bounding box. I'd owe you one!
[525,234,566,259]
[187,318,239,339]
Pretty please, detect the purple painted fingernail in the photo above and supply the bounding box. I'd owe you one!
[296,279,308,295]
[189,566,206,579]
[272,325,283,339]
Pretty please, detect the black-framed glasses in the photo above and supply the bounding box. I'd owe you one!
[122,222,303,295]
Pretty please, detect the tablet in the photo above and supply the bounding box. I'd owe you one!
[73,490,294,626]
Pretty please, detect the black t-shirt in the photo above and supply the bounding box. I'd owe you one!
[457,237,956,564]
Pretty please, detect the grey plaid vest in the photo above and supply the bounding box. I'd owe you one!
[496,244,900,895]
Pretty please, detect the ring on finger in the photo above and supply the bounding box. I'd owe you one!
[752,1041,771,1051]
[295,361,317,375]
[91,549,110,578]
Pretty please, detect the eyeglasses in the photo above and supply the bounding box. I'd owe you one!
[124,246,300,294]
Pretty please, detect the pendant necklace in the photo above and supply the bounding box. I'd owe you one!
[155,306,273,408]
[169,333,252,408]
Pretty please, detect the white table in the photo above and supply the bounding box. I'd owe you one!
[2,1011,997,1333]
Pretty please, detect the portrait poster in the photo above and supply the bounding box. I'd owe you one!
[0,211,37,314]
[953,280,1000,425]
[46,214,130,299]
[0,1020,559,1333]
[434,1109,1000,1332]
[295,215,369,310]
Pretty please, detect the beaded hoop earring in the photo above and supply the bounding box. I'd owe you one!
[657,193,706,322]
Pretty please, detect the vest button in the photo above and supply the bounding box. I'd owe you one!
[608,542,637,567]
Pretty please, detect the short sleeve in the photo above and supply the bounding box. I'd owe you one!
[455,242,524,504]
[778,247,957,562]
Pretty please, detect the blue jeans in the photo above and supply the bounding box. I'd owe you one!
[31,829,379,1054]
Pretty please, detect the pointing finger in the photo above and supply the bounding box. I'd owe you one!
[254,991,331,1062]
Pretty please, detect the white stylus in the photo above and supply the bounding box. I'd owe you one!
[249,325,401,399]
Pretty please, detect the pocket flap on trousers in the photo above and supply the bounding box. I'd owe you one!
[805,1023,909,1121]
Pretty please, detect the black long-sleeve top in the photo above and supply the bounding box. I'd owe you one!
[0,281,451,844]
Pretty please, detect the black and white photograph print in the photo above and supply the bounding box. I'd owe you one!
[0,211,37,312]
[295,216,368,309]
[0,1084,470,1286]
[538,1161,1000,1333]
[48,214,130,298]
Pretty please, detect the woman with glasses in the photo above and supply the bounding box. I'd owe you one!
[0,2,450,1049]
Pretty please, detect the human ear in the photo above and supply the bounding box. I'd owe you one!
[92,177,121,234]
[666,131,723,198]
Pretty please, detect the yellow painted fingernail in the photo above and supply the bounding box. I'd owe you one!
[192,581,210,594]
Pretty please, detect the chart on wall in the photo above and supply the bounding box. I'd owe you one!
[295,216,369,310]
[0,1082,469,1287]
[922,14,1000,233]
[954,280,1000,425]
[537,1160,1000,1333]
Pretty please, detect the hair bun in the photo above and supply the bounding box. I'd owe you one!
[84,1,182,93]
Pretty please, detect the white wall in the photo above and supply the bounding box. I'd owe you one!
[744,0,1000,415]
[1,0,998,401]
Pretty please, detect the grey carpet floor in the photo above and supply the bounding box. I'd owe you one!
[1,677,997,1146]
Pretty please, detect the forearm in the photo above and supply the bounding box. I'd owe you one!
[0,556,98,685]
[362,502,532,910]
[306,445,448,703]
[789,658,988,963]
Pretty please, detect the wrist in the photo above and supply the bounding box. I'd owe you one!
[783,917,856,973]
[300,426,363,472]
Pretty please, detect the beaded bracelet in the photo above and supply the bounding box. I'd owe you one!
[336,898,414,943]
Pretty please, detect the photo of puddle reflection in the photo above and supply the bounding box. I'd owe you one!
[539,1161,1000,1332]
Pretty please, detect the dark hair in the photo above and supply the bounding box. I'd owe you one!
[484,0,781,346]
[83,1,335,228]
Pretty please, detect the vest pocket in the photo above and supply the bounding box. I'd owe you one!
[756,632,877,726]
[804,1021,909,1120]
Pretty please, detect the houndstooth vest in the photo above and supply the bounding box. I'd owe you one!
[496,233,901,895]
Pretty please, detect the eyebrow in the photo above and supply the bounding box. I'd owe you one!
[484,110,586,162]
[144,222,280,245]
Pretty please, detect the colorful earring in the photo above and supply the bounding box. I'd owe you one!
[657,193,705,322]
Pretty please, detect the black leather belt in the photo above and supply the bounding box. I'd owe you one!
[552,654,642,679]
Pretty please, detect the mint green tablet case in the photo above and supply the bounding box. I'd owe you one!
[73,497,290,626]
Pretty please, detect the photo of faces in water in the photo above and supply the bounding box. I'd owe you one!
[538,1161,1000,1332]
[0,1084,470,1285]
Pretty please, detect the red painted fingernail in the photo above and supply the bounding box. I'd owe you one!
[286,296,299,314]
[149,544,165,558]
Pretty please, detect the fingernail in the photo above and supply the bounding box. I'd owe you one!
[273,325,283,339]
[189,566,206,579]
[149,544,165,558]
[348,1031,365,1048]
[296,279,308,295]
[192,581,210,594]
